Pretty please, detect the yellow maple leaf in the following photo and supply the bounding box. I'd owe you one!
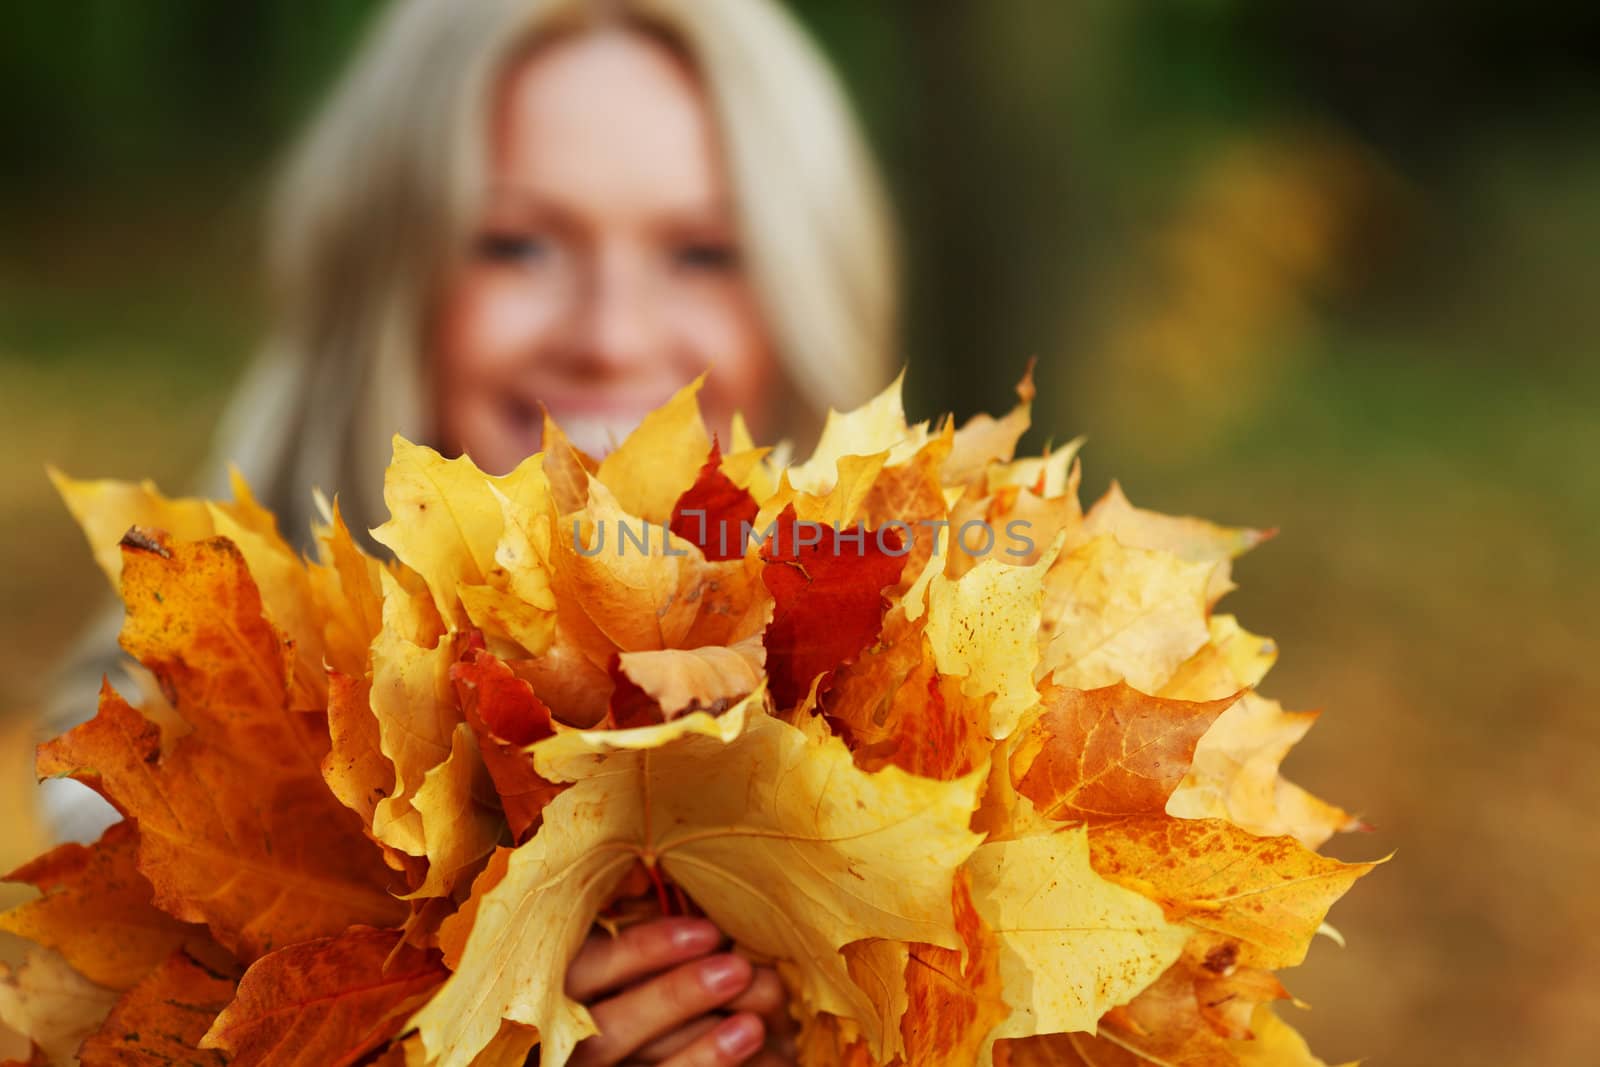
[1039,535,1216,693]
[309,497,387,678]
[983,436,1082,499]
[1079,481,1272,606]
[1166,693,1361,849]
[942,473,1080,580]
[969,827,1190,1053]
[411,691,985,1067]
[924,539,1063,739]
[1087,816,1380,970]
[614,635,766,719]
[402,723,504,901]
[787,370,931,495]
[47,470,216,587]
[557,477,760,652]
[942,363,1036,486]
[996,967,1348,1067]
[1160,613,1279,703]
[369,570,467,859]
[593,376,712,522]
[51,468,329,706]
[371,437,549,630]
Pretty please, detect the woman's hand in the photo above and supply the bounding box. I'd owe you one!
[567,917,796,1066]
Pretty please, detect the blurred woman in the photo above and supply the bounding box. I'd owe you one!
[43,1,900,1062]
[231,0,897,536]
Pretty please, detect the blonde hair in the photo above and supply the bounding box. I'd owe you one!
[207,0,900,546]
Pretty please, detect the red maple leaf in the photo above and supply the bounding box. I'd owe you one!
[759,504,905,708]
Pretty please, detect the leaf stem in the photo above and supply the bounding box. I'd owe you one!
[644,858,674,916]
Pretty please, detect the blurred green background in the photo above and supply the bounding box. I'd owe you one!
[2,2,1597,1063]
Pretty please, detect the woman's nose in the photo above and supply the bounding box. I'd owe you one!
[563,246,660,375]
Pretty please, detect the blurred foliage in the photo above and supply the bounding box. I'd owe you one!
[2,3,1598,1064]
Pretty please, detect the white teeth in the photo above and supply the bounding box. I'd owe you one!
[549,414,644,459]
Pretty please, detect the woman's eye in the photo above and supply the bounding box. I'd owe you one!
[474,232,550,265]
[673,242,739,272]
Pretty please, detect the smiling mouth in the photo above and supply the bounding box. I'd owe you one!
[499,394,652,460]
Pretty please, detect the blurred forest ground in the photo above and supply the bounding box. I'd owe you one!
[2,3,1598,1064]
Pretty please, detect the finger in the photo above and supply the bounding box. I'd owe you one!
[723,967,784,1020]
[636,967,786,1062]
[571,954,753,1067]
[660,1013,765,1067]
[630,1015,721,1062]
[732,968,794,1059]
[568,918,723,1001]
[620,1026,786,1067]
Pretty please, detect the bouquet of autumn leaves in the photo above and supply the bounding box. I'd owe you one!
[0,371,1377,1066]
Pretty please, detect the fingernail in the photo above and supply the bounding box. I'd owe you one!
[671,919,720,953]
[700,954,749,994]
[715,1014,764,1058]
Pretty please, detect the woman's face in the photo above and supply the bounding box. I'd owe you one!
[433,28,780,473]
